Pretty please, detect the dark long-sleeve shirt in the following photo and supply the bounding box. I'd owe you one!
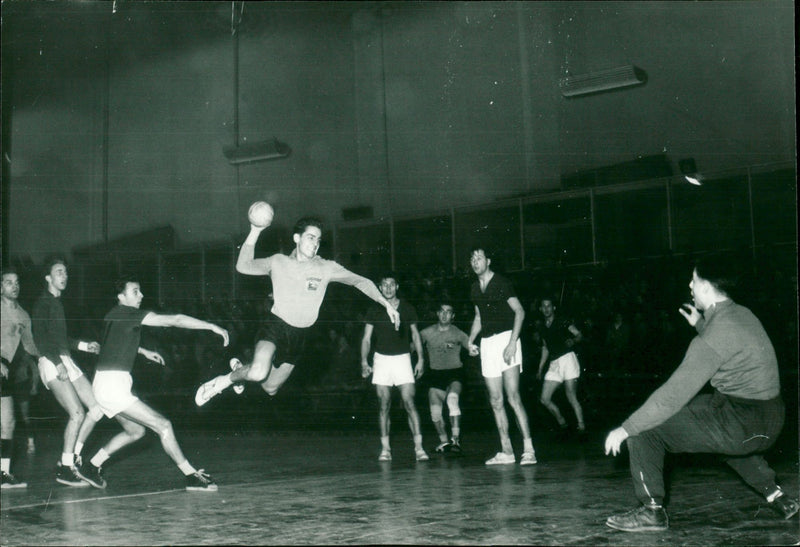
[623,299,779,436]
[31,291,78,364]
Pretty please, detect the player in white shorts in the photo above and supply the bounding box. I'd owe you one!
[536,297,585,434]
[467,247,536,466]
[77,275,229,492]
[361,274,429,462]
[31,258,104,487]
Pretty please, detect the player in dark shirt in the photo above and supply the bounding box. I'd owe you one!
[77,275,228,492]
[361,274,429,462]
[536,297,585,434]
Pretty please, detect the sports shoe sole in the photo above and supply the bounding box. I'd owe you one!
[75,469,106,489]
[56,478,90,487]
[186,484,219,492]
[1,483,28,489]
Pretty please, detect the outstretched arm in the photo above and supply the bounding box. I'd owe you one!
[330,267,400,329]
[141,313,229,346]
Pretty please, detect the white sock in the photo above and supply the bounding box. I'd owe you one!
[1,457,9,474]
[767,488,784,503]
[452,427,460,440]
[413,434,423,450]
[380,436,390,450]
[62,453,74,467]
[75,441,84,456]
[523,438,534,453]
[178,460,197,476]
[90,449,110,468]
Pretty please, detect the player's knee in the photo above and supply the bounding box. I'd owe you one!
[489,393,504,409]
[249,361,271,382]
[129,423,147,441]
[430,402,443,423]
[446,392,461,417]
[155,419,174,440]
[70,406,86,423]
[87,405,104,422]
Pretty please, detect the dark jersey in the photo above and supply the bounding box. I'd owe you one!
[96,304,150,373]
[365,300,418,356]
[540,315,577,361]
[470,274,517,338]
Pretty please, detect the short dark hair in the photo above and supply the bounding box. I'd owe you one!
[378,272,399,285]
[43,256,67,277]
[293,216,323,237]
[694,254,741,296]
[540,295,557,306]
[114,274,139,296]
[470,246,492,261]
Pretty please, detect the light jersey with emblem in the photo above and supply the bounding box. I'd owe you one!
[1,299,39,362]
[420,324,468,371]
[95,304,151,373]
[264,250,385,328]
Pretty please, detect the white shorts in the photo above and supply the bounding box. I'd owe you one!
[480,331,523,379]
[371,352,415,387]
[38,355,84,387]
[544,351,581,383]
[93,371,139,418]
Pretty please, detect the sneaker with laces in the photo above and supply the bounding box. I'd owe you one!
[74,454,83,468]
[378,449,392,462]
[434,441,452,454]
[485,452,515,465]
[186,469,218,492]
[1,471,27,489]
[55,463,90,487]
[520,451,537,466]
[195,375,230,406]
[606,504,669,532]
[76,462,106,489]
[415,448,430,462]
[770,491,800,519]
[449,439,462,454]
[229,358,245,395]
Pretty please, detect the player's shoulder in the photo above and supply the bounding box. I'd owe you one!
[420,324,436,336]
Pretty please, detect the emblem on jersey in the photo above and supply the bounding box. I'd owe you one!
[306,277,321,291]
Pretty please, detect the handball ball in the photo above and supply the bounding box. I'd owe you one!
[248,201,274,228]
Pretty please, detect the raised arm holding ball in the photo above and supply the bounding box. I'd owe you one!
[195,203,400,406]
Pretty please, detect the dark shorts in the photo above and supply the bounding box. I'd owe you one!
[255,312,309,366]
[424,367,465,391]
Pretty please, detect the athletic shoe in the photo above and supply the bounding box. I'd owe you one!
[520,451,537,466]
[74,454,83,467]
[186,469,218,492]
[1,471,27,489]
[434,441,452,454]
[55,463,90,487]
[378,449,392,462]
[415,448,430,462]
[195,375,230,406]
[770,490,800,519]
[76,462,106,489]
[229,358,245,395]
[606,504,669,532]
[449,439,462,454]
[485,452,515,465]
